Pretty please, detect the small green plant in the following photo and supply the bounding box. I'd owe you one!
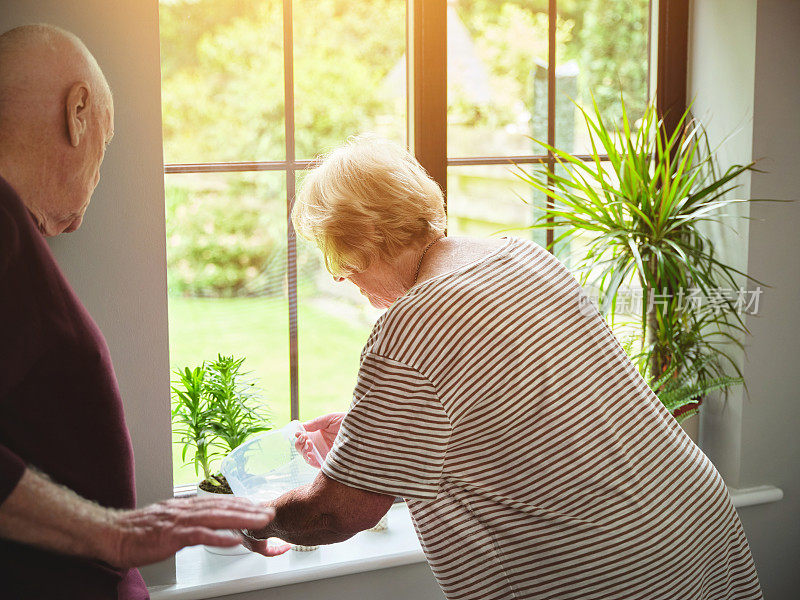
[622,338,743,424]
[171,355,270,492]
[205,355,271,453]
[172,365,221,485]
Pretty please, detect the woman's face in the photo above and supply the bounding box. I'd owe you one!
[336,258,408,310]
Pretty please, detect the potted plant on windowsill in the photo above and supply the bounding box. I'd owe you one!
[515,96,770,434]
[172,354,271,552]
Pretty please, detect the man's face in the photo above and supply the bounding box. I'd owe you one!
[48,94,114,236]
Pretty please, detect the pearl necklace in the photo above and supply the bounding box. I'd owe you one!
[412,236,444,287]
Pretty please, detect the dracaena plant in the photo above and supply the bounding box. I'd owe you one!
[514,95,765,420]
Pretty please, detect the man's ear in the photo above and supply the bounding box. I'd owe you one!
[66,81,91,147]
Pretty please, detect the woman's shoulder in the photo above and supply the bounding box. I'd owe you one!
[366,237,547,355]
[413,236,513,287]
[413,235,549,290]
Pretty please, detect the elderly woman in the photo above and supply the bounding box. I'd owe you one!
[243,136,762,600]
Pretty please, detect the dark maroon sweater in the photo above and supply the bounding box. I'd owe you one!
[0,176,148,599]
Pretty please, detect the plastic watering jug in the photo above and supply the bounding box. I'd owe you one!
[220,420,324,502]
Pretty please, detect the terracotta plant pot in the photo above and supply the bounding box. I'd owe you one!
[680,413,700,443]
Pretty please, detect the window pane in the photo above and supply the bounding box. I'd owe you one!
[159,0,285,163]
[165,172,290,485]
[447,1,551,158]
[295,172,380,421]
[293,0,406,159]
[556,0,651,153]
[447,164,543,241]
[296,239,379,421]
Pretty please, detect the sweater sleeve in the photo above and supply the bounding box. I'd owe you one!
[0,200,30,504]
[322,353,451,501]
[0,197,46,400]
[0,444,26,506]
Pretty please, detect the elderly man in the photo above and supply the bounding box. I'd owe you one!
[0,24,284,599]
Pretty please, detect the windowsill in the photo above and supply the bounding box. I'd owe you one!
[148,485,783,600]
[147,503,425,600]
[728,485,783,508]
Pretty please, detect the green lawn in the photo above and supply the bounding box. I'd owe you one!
[168,295,373,485]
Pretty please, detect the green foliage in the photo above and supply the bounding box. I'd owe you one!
[165,179,285,297]
[452,0,647,135]
[577,0,650,126]
[159,0,405,164]
[159,0,284,162]
[622,339,743,424]
[171,355,271,485]
[204,355,271,453]
[171,365,219,482]
[515,95,761,419]
[160,0,406,297]
[453,2,552,130]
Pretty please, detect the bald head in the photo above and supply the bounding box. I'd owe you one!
[0,24,114,236]
[0,24,111,123]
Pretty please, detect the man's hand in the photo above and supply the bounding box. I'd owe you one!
[0,468,291,569]
[105,496,290,568]
[294,412,345,468]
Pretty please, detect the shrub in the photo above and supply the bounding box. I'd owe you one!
[165,178,286,297]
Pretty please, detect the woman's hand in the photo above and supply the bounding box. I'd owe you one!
[295,412,345,468]
[239,528,293,557]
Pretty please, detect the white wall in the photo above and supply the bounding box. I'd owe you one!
[688,0,800,597]
[208,563,444,600]
[687,0,757,486]
[737,1,800,597]
[0,0,175,586]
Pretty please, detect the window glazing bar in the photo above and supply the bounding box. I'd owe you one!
[164,160,315,174]
[546,0,557,250]
[408,0,447,201]
[656,0,689,138]
[283,0,300,421]
[448,155,610,167]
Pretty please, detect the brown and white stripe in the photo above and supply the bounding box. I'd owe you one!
[322,236,762,600]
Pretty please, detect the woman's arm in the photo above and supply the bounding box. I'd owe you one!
[242,471,395,551]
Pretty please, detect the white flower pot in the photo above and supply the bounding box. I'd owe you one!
[196,485,251,555]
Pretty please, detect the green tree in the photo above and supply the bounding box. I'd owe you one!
[576,0,650,125]
[159,0,405,164]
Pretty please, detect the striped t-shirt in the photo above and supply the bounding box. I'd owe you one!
[322,236,761,600]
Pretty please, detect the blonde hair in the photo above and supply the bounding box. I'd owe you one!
[292,135,446,276]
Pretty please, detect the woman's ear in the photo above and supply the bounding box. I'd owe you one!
[65,81,91,147]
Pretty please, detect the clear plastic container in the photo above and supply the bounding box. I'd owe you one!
[220,420,324,503]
